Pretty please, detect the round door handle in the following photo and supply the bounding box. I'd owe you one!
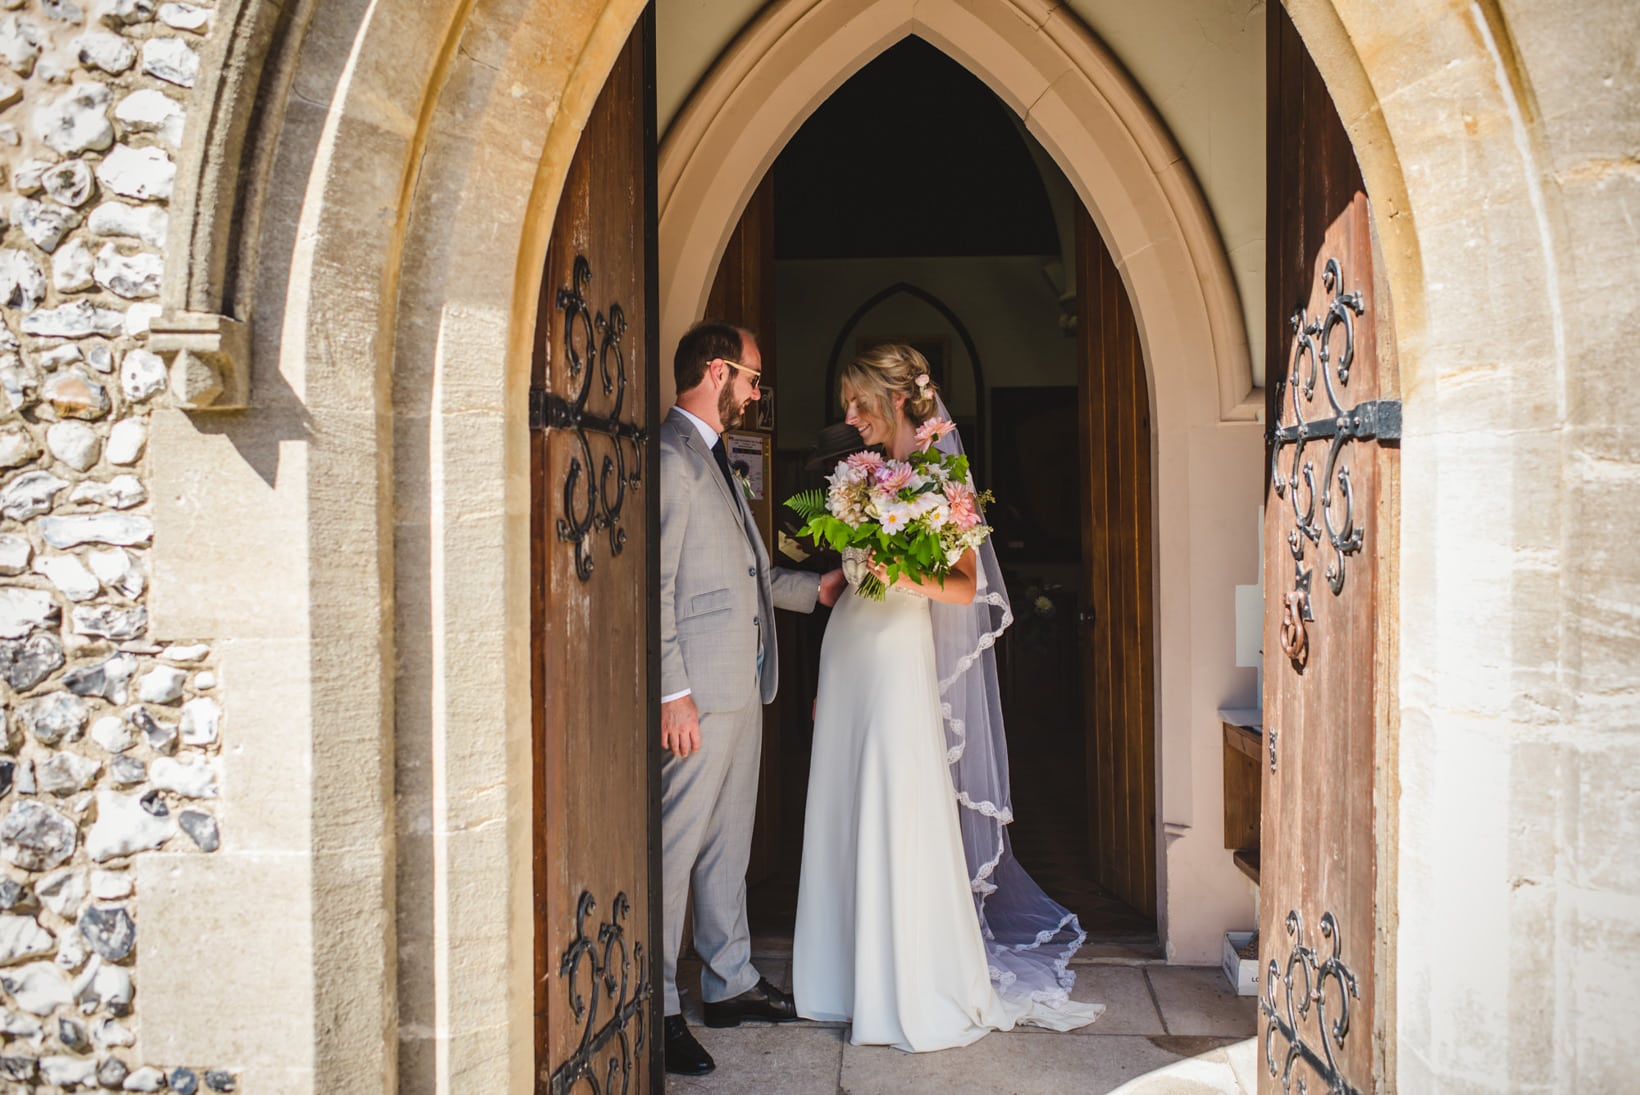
[1078,607,1096,627]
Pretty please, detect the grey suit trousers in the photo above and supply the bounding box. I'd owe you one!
[661,695,763,1015]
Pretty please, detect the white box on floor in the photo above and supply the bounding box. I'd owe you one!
[1223,930,1259,996]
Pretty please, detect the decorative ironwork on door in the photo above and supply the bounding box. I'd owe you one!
[1268,257,1399,668]
[534,254,648,581]
[1260,909,1363,1095]
[544,890,651,1095]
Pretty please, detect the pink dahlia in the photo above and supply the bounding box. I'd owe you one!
[914,417,956,450]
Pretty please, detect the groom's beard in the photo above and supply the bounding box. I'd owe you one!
[718,384,746,430]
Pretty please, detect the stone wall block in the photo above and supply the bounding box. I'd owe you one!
[30,80,110,155]
[85,198,164,246]
[99,0,155,30]
[116,345,160,400]
[92,241,159,298]
[0,469,65,519]
[0,961,71,1014]
[0,247,44,308]
[112,87,179,146]
[14,196,82,252]
[50,236,91,291]
[104,415,142,463]
[93,143,170,201]
[0,532,30,573]
[38,0,84,27]
[85,789,173,861]
[33,552,97,600]
[0,424,38,468]
[41,366,107,418]
[1,803,76,871]
[0,630,63,689]
[39,513,150,548]
[85,544,141,596]
[73,31,134,76]
[0,353,38,412]
[39,157,92,206]
[43,418,96,469]
[69,603,145,640]
[0,16,45,78]
[69,473,147,509]
[137,37,193,87]
[20,299,123,337]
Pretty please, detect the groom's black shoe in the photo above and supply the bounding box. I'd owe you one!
[702,977,799,1028]
[663,1015,715,1076]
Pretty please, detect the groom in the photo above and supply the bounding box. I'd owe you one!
[658,321,844,1076]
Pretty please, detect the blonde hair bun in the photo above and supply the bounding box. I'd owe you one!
[840,343,941,425]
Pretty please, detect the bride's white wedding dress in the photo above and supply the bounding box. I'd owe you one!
[792,551,1102,1051]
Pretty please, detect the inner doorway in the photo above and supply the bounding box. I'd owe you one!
[709,38,1157,946]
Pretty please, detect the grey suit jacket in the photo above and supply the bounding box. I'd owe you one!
[659,408,819,713]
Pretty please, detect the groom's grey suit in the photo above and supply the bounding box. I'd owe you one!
[659,406,819,1016]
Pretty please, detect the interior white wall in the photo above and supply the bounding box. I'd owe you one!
[774,255,1076,454]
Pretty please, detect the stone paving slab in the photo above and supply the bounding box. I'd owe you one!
[1144,965,1259,1036]
[1103,1041,1245,1094]
[1225,1035,1261,1092]
[666,1023,845,1095]
[1055,964,1166,1036]
[838,1031,1239,1094]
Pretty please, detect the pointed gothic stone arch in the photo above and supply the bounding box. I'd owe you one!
[658,0,1257,422]
[656,0,1266,960]
[822,281,987,422]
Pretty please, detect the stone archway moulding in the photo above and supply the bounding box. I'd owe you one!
[656,0,1259,422]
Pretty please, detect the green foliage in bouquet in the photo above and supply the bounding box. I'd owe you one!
[783,440,992,601]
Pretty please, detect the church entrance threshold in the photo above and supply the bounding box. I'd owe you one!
[670,954,1251,1092]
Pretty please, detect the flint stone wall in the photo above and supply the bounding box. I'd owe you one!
[0,0,232,1089]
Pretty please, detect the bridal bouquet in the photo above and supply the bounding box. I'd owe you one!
[785,418,993,600]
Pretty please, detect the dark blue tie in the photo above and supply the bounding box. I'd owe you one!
[710,437,736,495]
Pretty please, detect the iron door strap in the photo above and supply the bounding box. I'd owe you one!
[1268,257,1399,665]
[534,254,648,581]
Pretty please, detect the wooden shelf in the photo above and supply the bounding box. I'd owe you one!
[1222,721,1262,852]
[1233,847,1260,885]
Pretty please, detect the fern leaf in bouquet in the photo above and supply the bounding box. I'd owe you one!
[784,488,829,521]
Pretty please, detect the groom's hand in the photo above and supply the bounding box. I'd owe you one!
[818,568,845,607]
[661,694,701,759]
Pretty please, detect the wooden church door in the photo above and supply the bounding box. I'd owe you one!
[1075,203,1158,922]
[1259,5,1400,1093]
[532,9,662,1092]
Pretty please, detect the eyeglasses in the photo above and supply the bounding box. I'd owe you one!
[719,358,762,390]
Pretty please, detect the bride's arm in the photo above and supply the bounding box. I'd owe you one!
[882,548,977,605]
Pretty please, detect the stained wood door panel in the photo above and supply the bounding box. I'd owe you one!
[532,10,660,1092]
[1259,6,1398,1093]
[702,174,783,888]
[1076,203,1156,921]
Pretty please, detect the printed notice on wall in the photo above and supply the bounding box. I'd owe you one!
[724,431,767,501]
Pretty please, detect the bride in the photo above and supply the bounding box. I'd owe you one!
[792,344,1102,1051]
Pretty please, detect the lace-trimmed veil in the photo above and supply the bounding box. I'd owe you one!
[929,396,1087,1005]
